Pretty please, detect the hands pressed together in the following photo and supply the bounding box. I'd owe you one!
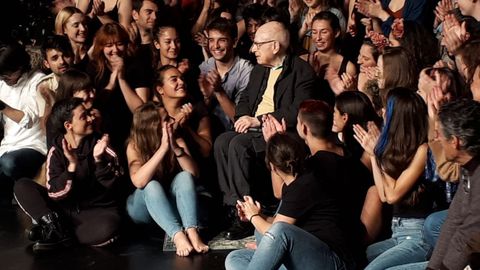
[159,119,182,155]
[261,114,286,142]
[353,121,381,156]
[198,70,222,101]
[236,195,262,223]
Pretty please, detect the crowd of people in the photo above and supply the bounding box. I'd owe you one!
[1,0,480,269]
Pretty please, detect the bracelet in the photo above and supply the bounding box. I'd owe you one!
[249,214,260,223]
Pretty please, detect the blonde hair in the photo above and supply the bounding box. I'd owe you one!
[54,6,84,35]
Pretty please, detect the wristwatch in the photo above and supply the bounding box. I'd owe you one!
[173,147,185,157]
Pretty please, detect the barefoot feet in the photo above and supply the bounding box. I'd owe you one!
[186,228,209,254]
[173,231,193,257]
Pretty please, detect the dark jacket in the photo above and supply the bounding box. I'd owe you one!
[234,54,316,129]
[46,134,123,210]
[428,156,480,270]
[380,0,426,35]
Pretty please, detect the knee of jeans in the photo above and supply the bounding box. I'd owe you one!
[172,172,195,190]
[225,249,253,270]
[264,222,291,240]
[225,251,239,270]
[175,171,194,181]
[143,180,162,192]
[424,212,445,232]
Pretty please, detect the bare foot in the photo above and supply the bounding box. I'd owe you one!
[173,231,193,257]
[245,241,257,250]
[186,228,209,254]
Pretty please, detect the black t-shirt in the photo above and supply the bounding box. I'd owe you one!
[87,57,149,162]
[278,151,350,260]
[393,180,435,218]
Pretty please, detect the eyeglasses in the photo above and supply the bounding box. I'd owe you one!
[252,40,276,49]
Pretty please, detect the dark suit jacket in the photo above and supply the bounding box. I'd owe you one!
[234,54,316,129]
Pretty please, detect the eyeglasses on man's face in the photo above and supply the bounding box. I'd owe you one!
[252,40,276,50]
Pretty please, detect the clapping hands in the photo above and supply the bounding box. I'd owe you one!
[262,114,286,142]
[236,196,261,223]
[353,121,381,156]
[93,134,110,162]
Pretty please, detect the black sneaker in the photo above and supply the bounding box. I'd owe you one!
[33,212,73,252]
[225,220,254,240]
[26,224,42,242]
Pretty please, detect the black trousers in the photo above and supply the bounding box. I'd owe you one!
[14,179,121,246]
[213,131,272,206]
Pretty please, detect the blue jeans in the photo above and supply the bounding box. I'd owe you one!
[225,222,347,270]
[365,217,432,270]
[0,148,45,203]
[126,171,199,237]
[385,210,448,270]
[423,210,447,247]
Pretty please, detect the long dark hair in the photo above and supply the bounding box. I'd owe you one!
[127,102,176,177]
[381,47,417,92]
[335,91,382,159]
[56,69,93,101]
[266,133,306,176]
[374,88,428,205]
[396,21,439,69]
[151,25,180,70]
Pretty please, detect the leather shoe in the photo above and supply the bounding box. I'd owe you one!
[225,220,254,240]
[26,224,42,241]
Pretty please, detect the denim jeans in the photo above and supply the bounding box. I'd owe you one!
[384,210,448,270]
[423,210,447,247]
[386,261,429,270]
[225,222,347,270]
[0,148,45,204]
[365,217,432,270]
[126,171,199,237]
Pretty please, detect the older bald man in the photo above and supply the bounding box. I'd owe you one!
[214,21,317,240]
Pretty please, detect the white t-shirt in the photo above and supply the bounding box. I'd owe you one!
[0,71,47,156]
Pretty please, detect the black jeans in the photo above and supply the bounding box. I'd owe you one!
[14,179,121,245]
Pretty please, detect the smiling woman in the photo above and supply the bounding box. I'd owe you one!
[14,97,123,251]
[154,65,212,159]
[55,6,91,68]
[87,22,146,160]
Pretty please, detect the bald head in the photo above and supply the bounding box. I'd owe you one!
[256,21,290,54]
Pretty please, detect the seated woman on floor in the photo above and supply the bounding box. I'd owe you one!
[153,65,212,169]
[14,98,123,251]
[125,102,209,257]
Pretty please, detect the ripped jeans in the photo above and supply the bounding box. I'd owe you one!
[225,222,347,270]
[365,217,432,270]
[126,171,200,238]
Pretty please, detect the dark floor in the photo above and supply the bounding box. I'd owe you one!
[0,206,230,270]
